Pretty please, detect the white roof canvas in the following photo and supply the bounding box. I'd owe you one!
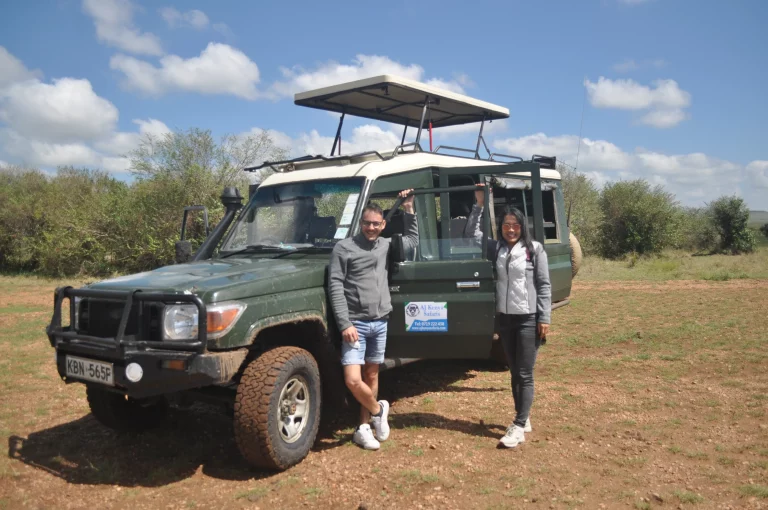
[294,75,509,128]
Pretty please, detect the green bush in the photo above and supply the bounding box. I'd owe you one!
[708,196,756,254]
[558,164,603,255]
[0,128,287,277]
[598,180,681,258]
[760,223,768,239]
[678,207,718,253]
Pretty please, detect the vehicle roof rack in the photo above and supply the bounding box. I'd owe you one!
[294,75,509,128]
[244,77,561,174]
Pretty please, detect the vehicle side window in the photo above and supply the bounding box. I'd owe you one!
[490,181,560,243]
[541,188,560,243]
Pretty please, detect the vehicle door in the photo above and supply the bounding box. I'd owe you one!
[370,169,496,359]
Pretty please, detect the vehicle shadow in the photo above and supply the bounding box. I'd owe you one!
[8,405,268,487]
[9,359,506,485]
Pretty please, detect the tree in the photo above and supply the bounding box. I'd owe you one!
[123,128,291,271]
[761,223,768,239]
[707,196,756,254]
[558,163,603,255]
[598,179,680,258]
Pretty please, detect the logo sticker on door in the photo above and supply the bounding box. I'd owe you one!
[405,302,448,332]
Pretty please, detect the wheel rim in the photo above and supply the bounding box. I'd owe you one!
[277,375,310,443]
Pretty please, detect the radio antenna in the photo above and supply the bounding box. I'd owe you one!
[575,77,587,171]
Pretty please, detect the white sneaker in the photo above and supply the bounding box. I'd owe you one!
[499,425,526,448]
[353,424,380,450]
[371,400,390,441]
[524,417,532,433]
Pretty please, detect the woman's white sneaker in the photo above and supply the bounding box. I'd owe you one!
[499,425,526,448]
[353,424,380,450]
[371,400,390,441]
[524,418,532,433]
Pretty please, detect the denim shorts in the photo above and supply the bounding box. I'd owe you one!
[340,319,388,366]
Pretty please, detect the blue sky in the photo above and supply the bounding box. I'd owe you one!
[1,0,766,208]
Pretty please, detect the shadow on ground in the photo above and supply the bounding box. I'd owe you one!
[9,360,506,486]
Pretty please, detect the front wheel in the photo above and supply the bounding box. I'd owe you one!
[234,346,321,470]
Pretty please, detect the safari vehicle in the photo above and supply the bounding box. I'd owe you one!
[47,76,581,471]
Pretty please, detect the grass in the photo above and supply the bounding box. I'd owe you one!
[739,485,768,499]
[235,487,269,502]
[674,490,704,504]
[578,247,768,280]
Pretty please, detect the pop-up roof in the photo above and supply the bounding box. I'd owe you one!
[294,75,509,128]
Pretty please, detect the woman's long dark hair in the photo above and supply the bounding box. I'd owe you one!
[497,206,534,254]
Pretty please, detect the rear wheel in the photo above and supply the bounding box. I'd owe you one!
[234,346,321,470]
[86,385,168,432]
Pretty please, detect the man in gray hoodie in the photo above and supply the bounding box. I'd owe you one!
[328,189,417,450]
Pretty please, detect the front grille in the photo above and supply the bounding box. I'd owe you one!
[78,299,163,341]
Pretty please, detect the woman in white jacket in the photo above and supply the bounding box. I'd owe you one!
[466,187,552,448]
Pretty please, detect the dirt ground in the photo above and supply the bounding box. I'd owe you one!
[1,277,767,509]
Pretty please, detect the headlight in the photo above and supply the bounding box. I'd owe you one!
[162,302,246,341]
[163,304,199,340]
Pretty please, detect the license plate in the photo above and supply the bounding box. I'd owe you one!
[65,355,114,386]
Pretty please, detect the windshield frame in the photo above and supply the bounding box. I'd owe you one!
[217,177,366,256]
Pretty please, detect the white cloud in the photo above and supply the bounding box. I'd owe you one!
[0,48,165,174]
[585,76,691,128]
[0,129,101,168]
[297,125,402,156]
[110,43,261,99]
[159,7,209,29]
[639,109,687,129]
[82,0,163,56]
[0,78,119,143]
[268,55,466,99]
[585,77,689,110]
[425,78,465,94]
[491,132,761,206]
[95,118,171,156]
[0,159,8,168]
[746,160,768,189]
[0,47,43,88]
[0,117,167,174]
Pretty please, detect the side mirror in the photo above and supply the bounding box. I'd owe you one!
[175,240,193,264]
[390,234,406,264]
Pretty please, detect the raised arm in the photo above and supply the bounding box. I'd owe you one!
[463,184,495,254]
[399,189,419,257]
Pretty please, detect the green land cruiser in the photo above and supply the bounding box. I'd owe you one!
[47,76,580,470]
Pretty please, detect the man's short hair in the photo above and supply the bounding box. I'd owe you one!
[362,202,384,219]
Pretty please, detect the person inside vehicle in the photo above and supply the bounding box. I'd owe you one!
[464,185,551,448]
[328,190,418,450]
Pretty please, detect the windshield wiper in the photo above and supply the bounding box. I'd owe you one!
[218,244,285,259]
[270,246,333,259]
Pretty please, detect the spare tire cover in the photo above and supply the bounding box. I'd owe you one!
[569,232,583,278]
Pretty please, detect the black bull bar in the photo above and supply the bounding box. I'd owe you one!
[47,287,208,353]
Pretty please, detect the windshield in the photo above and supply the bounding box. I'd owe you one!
[219,178,364,253]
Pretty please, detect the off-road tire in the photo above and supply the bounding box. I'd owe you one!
[569,232,583,278]
[234,346,321,471]
[86,385,168,432]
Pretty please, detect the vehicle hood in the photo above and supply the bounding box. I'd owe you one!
[86,257,328,302]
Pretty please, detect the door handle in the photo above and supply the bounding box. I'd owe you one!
[456,281,480,289]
